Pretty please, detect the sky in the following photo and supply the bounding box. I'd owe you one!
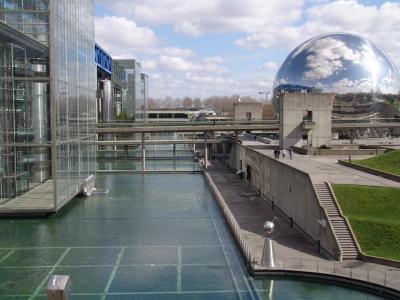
[94,0,400,100]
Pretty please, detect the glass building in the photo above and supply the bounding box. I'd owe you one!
[113,59,141,120]
[140,73,148,121]
[0,0,96,214]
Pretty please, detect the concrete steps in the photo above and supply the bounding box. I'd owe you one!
[314,183,359,260]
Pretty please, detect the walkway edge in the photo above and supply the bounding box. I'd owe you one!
[338,160,400,183]
[203,171,255,269]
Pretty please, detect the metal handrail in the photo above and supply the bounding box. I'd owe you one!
[310,178,342,260]
[264,257,399,290]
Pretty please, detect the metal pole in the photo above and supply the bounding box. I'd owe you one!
[193,132,196,155]
[204,131,208,170]
[141,132,145,171]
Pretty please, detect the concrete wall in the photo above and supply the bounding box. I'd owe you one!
[280,93,332,149]
[226,143,341,259]
[292,146,386,156]
[233,103,263,120]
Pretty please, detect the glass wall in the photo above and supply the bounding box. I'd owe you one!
[140,73,148,120]
[50,0,96,207]
[112,60,125,119]
[113,59,141,120]
[0,40,50,202]
[0,0,49,46]
[0,0,95,209]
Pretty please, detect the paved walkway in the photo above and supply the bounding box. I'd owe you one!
[0,180,54,215]
[254,150,400,187]
[206,160,400,293]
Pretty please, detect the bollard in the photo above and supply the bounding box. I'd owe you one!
[261,221,276,268]
[46,275,71,300]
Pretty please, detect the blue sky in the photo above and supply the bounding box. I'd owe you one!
[94,0,400,100]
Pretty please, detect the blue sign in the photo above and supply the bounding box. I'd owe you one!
[95,44,112,74]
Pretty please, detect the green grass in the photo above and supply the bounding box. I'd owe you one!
[332,184,400,261]
[353,149,400,176]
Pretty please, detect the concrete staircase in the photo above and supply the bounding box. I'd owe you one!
[314,183,359,260]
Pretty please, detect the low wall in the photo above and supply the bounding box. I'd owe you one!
[292,146,386,156]
[226,144,341,259]
[338,160,400,183]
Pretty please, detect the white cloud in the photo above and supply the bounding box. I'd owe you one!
[157,55,228,73]
[174,21,202,36]
[235,1,400,68]
[185,73,234,85]
[141,59,158,70]
[162,47,194,57]
[158,55,194,72]
[203,56,223,64]
[95,0,304,35]
[95,16,157,58]
[258,61,279,71]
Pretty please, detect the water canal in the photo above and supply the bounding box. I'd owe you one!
[0,172,386,299]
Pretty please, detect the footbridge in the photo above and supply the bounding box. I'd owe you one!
[96,119,400,134]
[96,120,280,134]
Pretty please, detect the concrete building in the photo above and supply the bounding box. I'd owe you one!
[279,93,332,149]
[0,0,97,213]
[233,103,263,121]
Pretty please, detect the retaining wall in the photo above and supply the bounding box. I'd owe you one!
[226,144,341,259]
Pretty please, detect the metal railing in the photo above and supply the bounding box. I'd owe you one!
[333,118,400,124]
[260,257,399,291]
[97,119,279,127]
[204,173,254,266]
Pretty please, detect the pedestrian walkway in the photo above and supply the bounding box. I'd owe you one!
[254,150,400,187]
[205,160,400,294]
[0,180,54,215]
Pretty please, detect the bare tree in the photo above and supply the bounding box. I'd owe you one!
[182,97,193,108]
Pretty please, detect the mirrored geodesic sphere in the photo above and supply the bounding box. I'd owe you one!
[273,33,400,119]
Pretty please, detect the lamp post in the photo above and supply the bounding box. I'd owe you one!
[258,90,270,102]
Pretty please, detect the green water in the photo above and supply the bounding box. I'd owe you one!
[0,174,385,299]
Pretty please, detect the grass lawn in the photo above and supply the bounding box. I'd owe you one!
[332,184,400,261]
[353,149,400,176]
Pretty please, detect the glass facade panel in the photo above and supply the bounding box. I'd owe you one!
[113,59,141,120]
[0,0,49,46]
[0,41,50,201]
[50,0,96,206]
[0,0,95,210]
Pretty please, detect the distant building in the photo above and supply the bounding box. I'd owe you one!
[96,44,113,123]
[113,59,142,120]
[233,103,263,121]
[140,73,149,121]
[95,49,148,122]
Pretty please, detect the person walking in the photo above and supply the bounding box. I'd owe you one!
[289,148,292,159]
[282,149,286,159]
